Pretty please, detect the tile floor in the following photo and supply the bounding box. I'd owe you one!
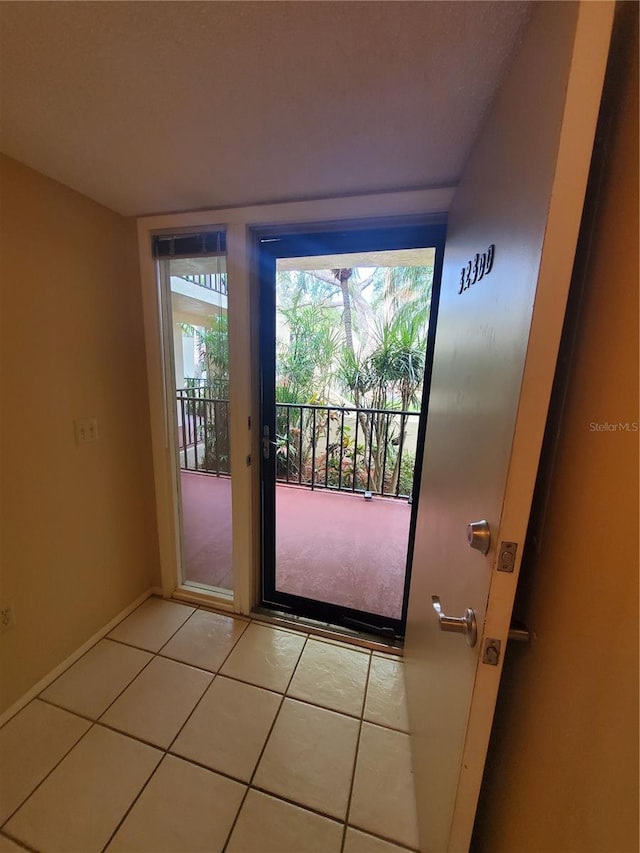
[0,597,419,853]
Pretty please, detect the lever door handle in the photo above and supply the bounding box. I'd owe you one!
[431,596,477,647]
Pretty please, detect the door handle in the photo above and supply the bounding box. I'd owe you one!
[431,596,477,647]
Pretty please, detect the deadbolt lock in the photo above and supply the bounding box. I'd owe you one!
[467,520,491,555]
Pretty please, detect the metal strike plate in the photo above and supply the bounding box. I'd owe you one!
[498,541,518,572]
[483,638,501,666]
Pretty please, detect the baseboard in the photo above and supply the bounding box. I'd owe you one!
[0,588,154,728]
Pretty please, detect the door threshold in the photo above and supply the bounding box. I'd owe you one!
[172,583,234,612]
[252,606,404,656]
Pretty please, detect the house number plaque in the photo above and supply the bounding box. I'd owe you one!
[459,244,495,294]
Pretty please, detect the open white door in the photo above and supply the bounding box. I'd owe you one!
[404,3,614,851]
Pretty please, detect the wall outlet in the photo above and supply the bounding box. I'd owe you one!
[0,603,15,633]
[74,417,99,444]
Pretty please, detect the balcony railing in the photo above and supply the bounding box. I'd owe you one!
[180,274,228,296]
[176,389,419,499]
[176,387,230,475]
[275,403,419,498]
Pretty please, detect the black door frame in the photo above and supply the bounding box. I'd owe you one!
[256,218,446,638]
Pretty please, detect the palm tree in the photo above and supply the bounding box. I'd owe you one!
[275,262,434,495]
[196,314,230,473]
[275,293,342,481]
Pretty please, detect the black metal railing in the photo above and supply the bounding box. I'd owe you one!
[176,389,419,499]
[176,387,230,475]
[184,376,229,399]
[274,402,419,499]
[180,274,228,296]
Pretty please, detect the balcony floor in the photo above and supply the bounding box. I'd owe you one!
[180,472,411,620]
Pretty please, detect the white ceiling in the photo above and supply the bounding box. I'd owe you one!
[0,1,531,217]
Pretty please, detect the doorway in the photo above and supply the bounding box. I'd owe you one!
[258,223,446,637]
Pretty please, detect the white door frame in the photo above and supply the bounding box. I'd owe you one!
[136,188,454,614]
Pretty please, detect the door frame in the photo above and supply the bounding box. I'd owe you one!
[255,221,446,637]
[136,188,454,614]
[154,248,234,603]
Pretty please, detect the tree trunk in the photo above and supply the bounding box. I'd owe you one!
[334,268,355,356]
[334,268,369,458]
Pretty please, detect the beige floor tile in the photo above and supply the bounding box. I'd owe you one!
[107,754,245,853]
[171,675,281,782]
[287,638,370,716]
[5,725,161,852]
[100,656,212,748]
[372,649,403,659]
[160,609,247,672]
[364,655,409,731]
[0,700,91,825]
[345,827,415,853]
[0,834,25,851]
[220,623,305,692]
[107,597,195,652]
[40,639,152,719]
[349,723,419,849]
[227,789,343,853]
[253,697,359,819]
[251,618,306,636]
[312,635,371,652]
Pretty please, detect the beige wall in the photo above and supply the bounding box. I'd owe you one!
[475,12,638,853]
[0,155,158,712]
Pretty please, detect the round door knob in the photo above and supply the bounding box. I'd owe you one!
[467,520,491,555]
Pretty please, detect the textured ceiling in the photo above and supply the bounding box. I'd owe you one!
[0,1,531,217]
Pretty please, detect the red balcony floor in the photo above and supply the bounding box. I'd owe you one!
[179,471,411,620]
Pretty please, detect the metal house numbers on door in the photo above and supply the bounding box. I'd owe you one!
[458,244,495,294]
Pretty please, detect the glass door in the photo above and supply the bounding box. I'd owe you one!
[156,232,233,597]
[259,223,445,637]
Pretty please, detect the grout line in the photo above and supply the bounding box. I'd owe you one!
[163,672,219,755]
[163,748,254,788]
[340,651,374,853]
[246,783,348,826]
[23,637,124,707]
[0,828,38,852]
[104,613,311,853]
[99,750,165,852]
[0,720,97,834]
[92,718,176,754]
[152,611,199,655]
[161,616,275,753]
[99,614,255,851]
[345,824,420,852]
[0,590,156,730]
[220,631,311,852]
[280,692,367,722]
[5,601,413,851]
